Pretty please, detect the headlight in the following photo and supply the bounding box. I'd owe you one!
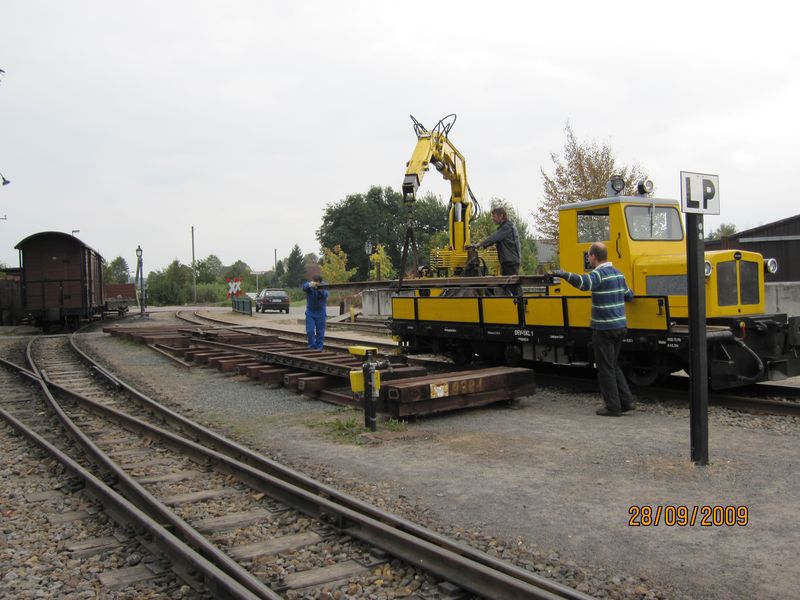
[765,258,778,274]
[704,260,712,277]
[636,179,654,195]
[606,176,625,196]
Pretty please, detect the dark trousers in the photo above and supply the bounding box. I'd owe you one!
[592,328,634,412]
[500,262,520,276]
[305,312,326,350]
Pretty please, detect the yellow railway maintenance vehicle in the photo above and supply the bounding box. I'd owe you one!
[390,179,800,390]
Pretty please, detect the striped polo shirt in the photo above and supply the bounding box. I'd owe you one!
[561,262,633,330]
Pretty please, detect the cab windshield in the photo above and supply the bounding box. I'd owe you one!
[625,205,683,241]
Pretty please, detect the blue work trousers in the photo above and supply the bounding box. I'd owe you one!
[305,312,326,350]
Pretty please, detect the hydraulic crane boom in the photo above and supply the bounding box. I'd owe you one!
[402,114,473,253]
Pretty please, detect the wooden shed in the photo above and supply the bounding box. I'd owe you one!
[705,214,800,283]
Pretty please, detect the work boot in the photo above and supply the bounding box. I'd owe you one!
[621,404,636,413]
[596,408,622,417]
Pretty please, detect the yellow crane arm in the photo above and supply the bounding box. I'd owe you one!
[401,115,472,251]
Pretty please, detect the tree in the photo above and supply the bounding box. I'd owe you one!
[196,254,224,284]
[284,245,305,287]
[102,256,130,284]
[146,260,193,306]
[317,186,449,279]
[224,259,253,290]
[369,244,397,280]
[537,123,647,243]
[274,260,285,285]
[706,223,738,241]
[320,245,357,283]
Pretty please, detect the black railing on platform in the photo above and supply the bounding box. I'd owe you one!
[231,296,253,316]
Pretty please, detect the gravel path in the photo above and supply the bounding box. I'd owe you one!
[52,312,800,598]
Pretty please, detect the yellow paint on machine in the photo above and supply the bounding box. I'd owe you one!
[481,298,518,324]
[392,297,416,320]
[417,298,479,322]
[626,297,669,330]
[524,297,565,327]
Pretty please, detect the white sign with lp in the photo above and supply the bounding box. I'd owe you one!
[680,171,720,215]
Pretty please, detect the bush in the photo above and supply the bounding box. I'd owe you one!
[195,283,227,304]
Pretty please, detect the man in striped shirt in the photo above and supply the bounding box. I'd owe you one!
[553,242,635,417]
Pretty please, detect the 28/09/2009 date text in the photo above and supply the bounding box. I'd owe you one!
[628,505,748,527]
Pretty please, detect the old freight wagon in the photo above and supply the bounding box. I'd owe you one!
[15,231,106,327]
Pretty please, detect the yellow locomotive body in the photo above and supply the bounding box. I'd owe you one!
[390,189,800,389]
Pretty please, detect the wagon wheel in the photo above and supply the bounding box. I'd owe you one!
[503,344,523,367]
[450,342,474,366]
[625,365,664,387]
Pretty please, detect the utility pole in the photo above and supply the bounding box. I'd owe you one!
[191,226,197,303]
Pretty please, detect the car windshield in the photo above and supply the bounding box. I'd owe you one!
[261,290,287,298]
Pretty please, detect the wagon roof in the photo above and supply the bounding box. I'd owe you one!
[14,231,104,259]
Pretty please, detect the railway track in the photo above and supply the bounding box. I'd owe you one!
[174,309,400,355]
[0,334,588,600]
[151,308,800,418]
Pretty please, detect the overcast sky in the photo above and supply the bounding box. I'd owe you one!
[2,1,798,273]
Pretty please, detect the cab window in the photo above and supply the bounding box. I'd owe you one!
[625,205,683,241]
[577,208,609,243]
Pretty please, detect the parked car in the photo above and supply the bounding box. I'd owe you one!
[255,288,291,313]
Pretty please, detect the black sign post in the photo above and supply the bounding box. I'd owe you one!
[681,172,719,466]
[686,213,708,465]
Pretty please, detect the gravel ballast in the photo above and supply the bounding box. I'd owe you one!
[66,311,800,599]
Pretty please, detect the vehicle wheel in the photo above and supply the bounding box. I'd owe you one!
[451,343,474,366]
[504,344,523,367]
[625,365,665,387]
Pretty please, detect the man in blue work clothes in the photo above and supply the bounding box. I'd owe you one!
[302,274,329,350]
[552,242,635,417]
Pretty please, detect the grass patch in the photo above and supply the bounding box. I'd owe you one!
[384,418,407,432]
[307,409,368,444]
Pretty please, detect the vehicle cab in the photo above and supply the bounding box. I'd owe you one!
[552,179,769,319]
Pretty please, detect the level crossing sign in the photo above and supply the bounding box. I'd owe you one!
[680,172,720,215]
[226,277,242,298]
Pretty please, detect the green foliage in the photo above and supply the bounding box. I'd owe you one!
[146,260,193,306]
[384,418,407,432]
[369,244,396,280]
[317,186,448,279]
[274,259,285,284]
[284,244,305,287]
[538,123,647,243]
[103,256,130,284]
[196,254,224,284]
[320,245,357,283]
[706,223,738,241]
[307,411,367,444]
[195,282,227,303]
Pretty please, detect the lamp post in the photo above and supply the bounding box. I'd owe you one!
[0,173,9,187]
[365,241,373,279]
[136,245,146,317]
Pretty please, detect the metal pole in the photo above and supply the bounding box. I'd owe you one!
[686,213,708,465]
[274,248,277,271]
[191,226,196,303]
[363,351,377,432]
